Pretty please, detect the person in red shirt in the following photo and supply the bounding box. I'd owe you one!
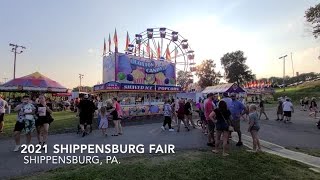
[111,97,123,136]
[204,93,215,147]
[176,99,189,132]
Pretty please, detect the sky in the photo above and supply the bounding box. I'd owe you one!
[1,0,320,88]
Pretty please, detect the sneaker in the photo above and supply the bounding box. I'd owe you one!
[161,126,165,131]
[236,142,243,146]
[13,145,20,152]
[169,128,175,132]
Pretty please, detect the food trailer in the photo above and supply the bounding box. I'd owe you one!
[93,53,181,117]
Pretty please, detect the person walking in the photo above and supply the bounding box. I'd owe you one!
[276,99,284,121]
[161,99,174,131]
[184,99,196,128]
[229,93,245,146]
[111,97,123,136]
[309,97,318,119]
[282,98,294,123]
[98,106,109,136]
[0,94,9,133]
[176,99,189,132]
[259,99,269,120]
[248,104,261,152]
[77,94,97,137]
[210,100,232,156]
[35,95,53,147]
[13,95,36,152]
[204,93,215,147]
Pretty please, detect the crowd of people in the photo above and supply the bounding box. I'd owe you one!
[1,91,319,154]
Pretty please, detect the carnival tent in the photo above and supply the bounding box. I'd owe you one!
[0,72,68,93]
[201,83,246,94]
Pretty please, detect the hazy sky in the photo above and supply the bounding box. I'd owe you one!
[1,0,320,88]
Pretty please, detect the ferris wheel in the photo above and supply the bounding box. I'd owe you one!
[127,28,196,77]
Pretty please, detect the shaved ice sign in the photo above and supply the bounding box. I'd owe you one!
[116,53,176,86]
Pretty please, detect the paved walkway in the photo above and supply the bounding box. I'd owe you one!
[0,122,207,179]
[1,120,319,179]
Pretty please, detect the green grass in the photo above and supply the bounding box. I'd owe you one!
[287,147,320,158]
[13,150,319,180]
[274,80,320,103]
[0,111,79,138]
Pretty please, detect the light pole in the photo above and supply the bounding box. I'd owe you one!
[9,43,26,79]
[79,74,84,92]
[279,55,287,92]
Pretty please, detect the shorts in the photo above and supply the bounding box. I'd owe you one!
[231,119,240,132]
[216,122,229,132]
[0,113,4,122]
[283,111,291,117]
[80,114,93,125]
[207,120,215,134]
[35,117,51,127]
[13,121,25,132]
[250,126,260,132]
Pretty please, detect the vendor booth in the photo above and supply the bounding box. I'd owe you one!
[202,83,246,98]
[93,53,181,117]
[0,72,68,93]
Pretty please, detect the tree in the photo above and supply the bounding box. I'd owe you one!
[305,3,320,38]
[220,50,255,85]
[177,70,192,91]
[195,59,221,88]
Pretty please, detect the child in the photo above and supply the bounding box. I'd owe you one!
[162,99,174,131]
[98,106,109,136]
[248,104,261,152]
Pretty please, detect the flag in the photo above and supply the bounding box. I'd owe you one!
[113,28,118,53]
[125,31,130,51]
[165,45,171,61]
[103,38,106,55]
[142,47,145,57]
[174,46,178,60]
[157,42,161,59]
[146,41,150,58]
[108,33,111,52]
[151,51,154,59]
[138,43,141,56]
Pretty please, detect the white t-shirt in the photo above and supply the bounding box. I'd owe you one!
[0,99,8,114]
[283,101,293,112]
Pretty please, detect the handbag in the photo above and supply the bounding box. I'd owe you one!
[220,111,234,132]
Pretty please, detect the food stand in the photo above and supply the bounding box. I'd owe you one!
[93,53,181,117]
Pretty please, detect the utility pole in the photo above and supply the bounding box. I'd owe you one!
[9,43,26,79]
[279,55,287,92]
[291,52,294,77]
[79,74,84,92]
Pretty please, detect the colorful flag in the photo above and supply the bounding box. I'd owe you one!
[108,33,111,52]
[125,31,130,52]
[174,46,178,60]
[165,45,171,61]
[146,40,150,58]
[113,28,118,53]
[157,42,161,59]
[103,38,106,55]
[151,51,154,59]
[138,43,141,56]
[142,47,145,57]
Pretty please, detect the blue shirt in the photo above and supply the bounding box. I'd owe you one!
[229,100,245,120]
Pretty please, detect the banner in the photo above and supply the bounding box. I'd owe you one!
[94,82,181,92]
[116,53,176,85]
